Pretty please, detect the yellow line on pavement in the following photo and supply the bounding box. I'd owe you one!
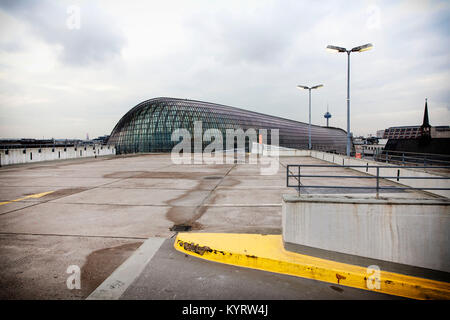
[0,191,54,206]
[174,232,450,300]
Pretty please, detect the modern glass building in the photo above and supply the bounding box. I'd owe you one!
[108,97,348,154]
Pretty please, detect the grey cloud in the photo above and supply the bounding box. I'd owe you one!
[0,41,24,52]
[185,1,327,65]
[0,0,125,66]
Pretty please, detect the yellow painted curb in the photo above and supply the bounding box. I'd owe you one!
[0,191,54,206]
[174,233,450,300]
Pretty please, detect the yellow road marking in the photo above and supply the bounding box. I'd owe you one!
[0,191,54,206]
[174,233,450,300]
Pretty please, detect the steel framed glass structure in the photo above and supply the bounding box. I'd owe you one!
[108,97,348,154]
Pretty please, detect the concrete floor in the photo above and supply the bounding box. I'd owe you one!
[120,238,401,300]
[0,154,433,299]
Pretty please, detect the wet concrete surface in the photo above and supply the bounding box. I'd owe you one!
[0,234,143,299]
[0,154,433,299]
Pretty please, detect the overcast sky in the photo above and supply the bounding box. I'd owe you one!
[0,0,449,139]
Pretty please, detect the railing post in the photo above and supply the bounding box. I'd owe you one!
[376,167,380,198]
[402,153,405,165]
[286,165,289,188]
[298,166,301,196]
[386,151,388,163]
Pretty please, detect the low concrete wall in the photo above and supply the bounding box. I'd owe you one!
[282,194,450,273]
[251,142,310,157]
[0,144,116,166]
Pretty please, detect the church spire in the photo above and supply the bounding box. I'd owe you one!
[420,98,431,139]
[422,98,430,128]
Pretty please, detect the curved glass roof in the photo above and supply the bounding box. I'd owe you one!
[108,97,348,154]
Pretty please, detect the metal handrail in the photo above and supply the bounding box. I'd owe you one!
[286,164,450,196]
[372,153,450,167]
[351,147,450,167]
[379,149,450,158]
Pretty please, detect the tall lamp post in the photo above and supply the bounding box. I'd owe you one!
[297,84,323,150]
[326,43,373,156]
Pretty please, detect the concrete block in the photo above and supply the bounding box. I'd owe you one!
[282,194,450,273]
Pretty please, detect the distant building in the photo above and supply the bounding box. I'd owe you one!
[92,135,110,145]
[383,126,422,139]
[431,126,450,138]
[383,99,450,156]
[0,138,82,149]
[354,136,387,157]
[382,99,450,139]
[376,130,385,138]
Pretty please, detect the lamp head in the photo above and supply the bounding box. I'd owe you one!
[326,45,347,53]
[351,43,373,52]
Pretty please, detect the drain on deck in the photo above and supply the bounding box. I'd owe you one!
[170,224,192,231]
[203,176,222,180]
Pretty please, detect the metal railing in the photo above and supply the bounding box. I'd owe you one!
[0,142,108,150]
[359,149,450,167]
[286,164,450,197]
[375,150,450,166]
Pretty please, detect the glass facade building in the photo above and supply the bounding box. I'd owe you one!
[108,97,348,154]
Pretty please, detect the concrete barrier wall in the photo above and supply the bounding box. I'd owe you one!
[0,145,116,166]
[251,142,310,157]
[282,194,450,273]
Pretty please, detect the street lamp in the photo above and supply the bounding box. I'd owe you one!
[297,84,323,150]
[326,43,373,156]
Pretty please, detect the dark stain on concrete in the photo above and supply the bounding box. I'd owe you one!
[189,221,204,230]
[80,242,142,298]
[26,165,61,170]
[218,177,239,187]
[170,224,192,232]
[166,206,199,226]
[203,176,222,180]
[103,171,149,179]
[135,171,217,179]
[330,285,344,293]
[165,168,238,228]
[35,188,89,200]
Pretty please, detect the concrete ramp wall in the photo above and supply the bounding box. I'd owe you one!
[282,195,450,273]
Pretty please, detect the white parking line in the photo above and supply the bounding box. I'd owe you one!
[86,237,166,300]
